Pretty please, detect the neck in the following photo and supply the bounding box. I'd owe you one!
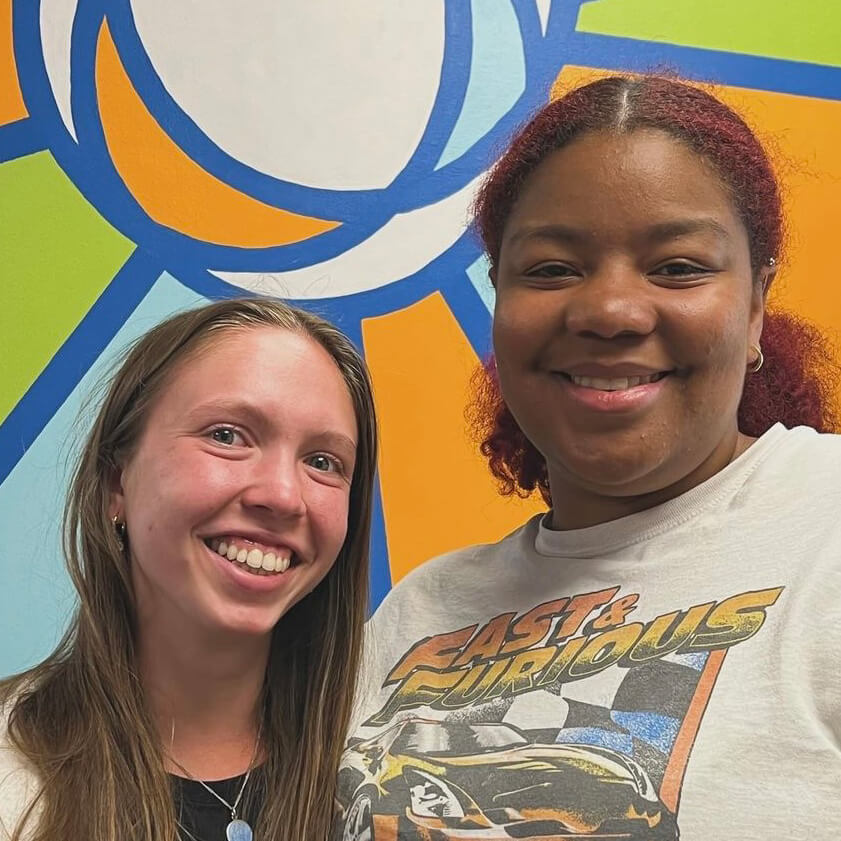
[137,612,270,780]
[548,430,755,531]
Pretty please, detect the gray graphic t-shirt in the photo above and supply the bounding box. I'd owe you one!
[335,425,841,841]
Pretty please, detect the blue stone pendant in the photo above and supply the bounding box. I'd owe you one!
[226,819,253,841]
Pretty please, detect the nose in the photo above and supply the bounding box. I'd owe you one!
[563,262,657,339]
[240,453,307,518]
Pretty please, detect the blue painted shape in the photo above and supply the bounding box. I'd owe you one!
[556,726,634,754]
[0,117,46,163]
[105,0,475,216]
[0,272,207,678]
[465,253,495,314]
[0,249,163,485]
[436,0,526,169]
[441,265,494,360]
[367,475,391,613]
[563,31,841,101]
[611,710,681,755]
[14,0,553,282]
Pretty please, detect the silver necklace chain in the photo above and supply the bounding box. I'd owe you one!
[176,818,200,841]
[169,720,263,834]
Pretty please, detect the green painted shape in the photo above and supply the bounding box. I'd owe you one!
[0,151,134,422]
[577,0,841,68]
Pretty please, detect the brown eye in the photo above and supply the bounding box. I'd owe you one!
[528,263,577,278]
[655,262,710,277]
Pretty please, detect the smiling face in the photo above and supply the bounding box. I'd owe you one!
[113,326,358,639]
[492,129,766,526]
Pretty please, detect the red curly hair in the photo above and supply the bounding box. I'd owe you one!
[470,75,840,505]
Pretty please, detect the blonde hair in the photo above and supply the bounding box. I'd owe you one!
[0,298,378,840]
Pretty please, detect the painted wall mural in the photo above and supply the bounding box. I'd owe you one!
[2,1,840,677]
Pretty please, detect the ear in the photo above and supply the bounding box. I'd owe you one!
[488,263,498,288]
[759,263,777,301]
[107,462,126,521]
[748,265,774,347]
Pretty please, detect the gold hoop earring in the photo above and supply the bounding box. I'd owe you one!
[113,514,127,549]
[747,344,764,374]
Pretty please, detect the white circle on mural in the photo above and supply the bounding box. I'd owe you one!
[130,0,446,190]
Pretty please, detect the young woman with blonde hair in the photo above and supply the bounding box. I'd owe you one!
[0,298,378,841]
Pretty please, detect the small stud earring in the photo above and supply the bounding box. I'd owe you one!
[113,514,127,550]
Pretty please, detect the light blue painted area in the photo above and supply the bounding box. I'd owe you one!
[466,253,495,313]
[0,274,207,678]
[435,0,526,169]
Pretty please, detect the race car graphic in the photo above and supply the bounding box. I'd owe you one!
[336,718,679,840]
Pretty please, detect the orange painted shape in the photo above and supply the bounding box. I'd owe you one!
[711,86,841,357]
[1,0,28,125]
[95,22,338,248]
[553,67,841,391]
[363,292,545,584]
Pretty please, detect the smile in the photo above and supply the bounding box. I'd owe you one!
[203,537,295,575]
[562,371,669,392]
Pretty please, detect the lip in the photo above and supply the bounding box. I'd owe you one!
[202,540,299,594]
[553,371,670,413]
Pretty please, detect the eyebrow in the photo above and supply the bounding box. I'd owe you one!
[186,399,269,430]
[505,223,586,247]
[643,218,733,242]
[505,217,733,247]
[311,430,358,455]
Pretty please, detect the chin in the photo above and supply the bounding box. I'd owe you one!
[213,609,283,638]
[553,442,673,496]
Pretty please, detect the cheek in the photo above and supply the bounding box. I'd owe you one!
[493,292,553,373]
[124,448,229,542]
[495,290,546,338]
[308,488,352,558]
[664,288,752,370]
[695,305,752,375]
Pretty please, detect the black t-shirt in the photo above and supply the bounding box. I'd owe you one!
[172,771,264,841]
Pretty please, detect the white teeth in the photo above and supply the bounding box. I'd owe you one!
[570,373,661,391]
[208,539,292,574]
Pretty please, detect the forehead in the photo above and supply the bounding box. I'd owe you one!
[152,325,356,428]
[503,128,746,244]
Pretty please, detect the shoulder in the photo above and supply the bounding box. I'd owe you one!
[0,695,41,840]
[754,426,841,490]
[370,514,543,627]
[770,424,841,459]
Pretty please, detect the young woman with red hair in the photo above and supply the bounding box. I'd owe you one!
[335,76,841,841]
